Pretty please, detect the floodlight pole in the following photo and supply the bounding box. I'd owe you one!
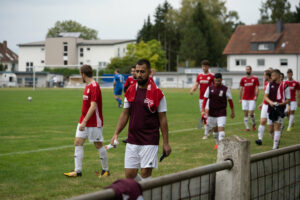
[33,65,36,90]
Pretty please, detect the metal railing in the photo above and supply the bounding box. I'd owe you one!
[250,144,300,200]
[68,160,233,200]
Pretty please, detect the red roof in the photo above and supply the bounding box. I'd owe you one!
[223,23,300,55]
[0,41,18,63]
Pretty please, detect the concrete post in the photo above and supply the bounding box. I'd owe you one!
[215,135,250,200]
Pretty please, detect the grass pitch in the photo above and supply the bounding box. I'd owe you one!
[0,88,299,200]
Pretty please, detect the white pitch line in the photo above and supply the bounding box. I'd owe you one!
[0,120,257,157]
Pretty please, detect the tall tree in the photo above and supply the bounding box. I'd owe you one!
[258,0,293,23]
[47,20,98,39]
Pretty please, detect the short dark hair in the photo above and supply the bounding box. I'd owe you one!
[115,69,120,73]
[214,73,222,79]
[201,60,210,66]
[264,70,271,78]
[131,65,136,69]
[137,59,151,70]
[272,69,281,75]
[246,65,252,70]
[280,72,284,79]
[287,68,293,73]
[80,65,93,77]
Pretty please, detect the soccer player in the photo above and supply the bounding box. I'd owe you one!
[264,69,290,149]
[64,65,109,178]
[124,66,137,93]
[113,69,124,108]
[285,69,300,132]
[190,60,214,139]
[255,70,271,145]
[239,66,259,131]
[202,73,235,149]
[110,59,171,181]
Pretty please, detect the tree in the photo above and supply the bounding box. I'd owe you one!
[258,0,293,23]
[46,20,98,39]
[106,40,167,72]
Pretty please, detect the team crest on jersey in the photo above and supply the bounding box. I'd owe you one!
[147,84,151,90]
[87,88,90,93]
[271,85,274,88]
[208,77,210,80]
[219,90,223,96]
[252,79,254,82]
[211,90,214,92]
[293,83,296,86]
[144,98,154,106]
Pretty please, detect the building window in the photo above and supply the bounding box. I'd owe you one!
[64,52,68,56]
[80,48,84,57]
[167,77,174,82]
[258,43,270,51]
[64,60,68,65]
[87,47,90,51]
[63,42,68,57]
[9,76,13,82]
[123,48,126,53]
[187,76,193,84]
[280,59,288,66]
[26,62,33,72]
[235,59,246,66]
[80,62,83,65]
[257,59,265,66]
[103,62,106,67]
[41,48,44,51]
[41,60,45,64]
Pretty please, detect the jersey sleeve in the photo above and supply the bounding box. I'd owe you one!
[196,74,200,83]
[124,78,130,88]
[204,87,210,98]
[240,78,244,87]
[265,83,270,94]
[226,88,232,99]
[90,86,99,102]
[158,96,167,112]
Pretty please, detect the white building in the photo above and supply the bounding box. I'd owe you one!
[18,32,135,72]
[223,22,300,80]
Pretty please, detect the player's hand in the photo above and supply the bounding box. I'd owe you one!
[79,122,86,131]
[110,134,118,145]
[239,100,242,104]
[189,90,193,95]
[231,112,235,119]
[254,96,257,101]
[269,101,274,107]
[201,111,206,117]
[258,104,262,110]
[163,143,171,157]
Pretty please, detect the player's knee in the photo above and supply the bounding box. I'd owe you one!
[94,142,103,149]
[125,170,138,179]
[74,138,84,146]
[141,168,152,178]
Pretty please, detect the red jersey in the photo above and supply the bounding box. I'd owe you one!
[240,76,259,100]
[124,76,137,91]
[196,73,214,99]
[79,81,103,127]
[263,81,269,105]
[286,80,300,101]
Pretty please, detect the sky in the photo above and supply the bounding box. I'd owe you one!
[0,0,299,53]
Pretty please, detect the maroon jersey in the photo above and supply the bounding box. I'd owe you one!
[107,179,143,200]
[204,85,232,117]
[79,81,103,127]
[127,88,161,145]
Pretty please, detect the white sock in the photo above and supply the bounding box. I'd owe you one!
[218,131,225,141]
[141,176,152,181]
[244,117,249,129]
[251,115,256,126]
[273,131,281,149]
[134,174,142,182]
[288,115,294,129]
[213,132,219,143]
[98,147,109,171]
[74,146,84,173]
[258,125,265,140]
[204,125,209,136]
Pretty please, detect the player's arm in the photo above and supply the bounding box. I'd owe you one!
[227,89,235,118]
[79,101,97,131]
[159,112,171,157]
[124,79,129,93]
[239,86,244,103]
[190,82,199,94]
[201,87,209,115]
[110,108,130,145]
[254,86,259,101]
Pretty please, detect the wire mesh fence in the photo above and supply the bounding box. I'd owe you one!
[250,144,300,200]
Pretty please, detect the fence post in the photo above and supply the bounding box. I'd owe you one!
[215,135,250,200]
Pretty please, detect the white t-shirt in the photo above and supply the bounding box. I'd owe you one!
[124,96,167,112]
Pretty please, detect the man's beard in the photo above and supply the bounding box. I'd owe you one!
[137,78,148,86]
[246,72,251,75]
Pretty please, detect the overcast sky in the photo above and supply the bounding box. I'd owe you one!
[0,0,299,53]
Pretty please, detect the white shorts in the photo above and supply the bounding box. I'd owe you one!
[242,100,256,111]
[260,104,268,119]
[199,99,209,112]
[125,143,158,169]
[75,123,104,142]
[207,116,226,128]
[289,101,298,111]
[267,117,283,125]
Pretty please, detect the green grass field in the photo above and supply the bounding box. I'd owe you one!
[0,88,299,200]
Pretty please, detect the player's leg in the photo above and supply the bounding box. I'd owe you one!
[217,117,226,142]
[287,102,296,131]
[256,104,268,145]
[242,100,250,131]
[125,144,141,181]
[249,101,257,131]
[139,145,158,180]
[64,124,87,177]
[203,102,210,139]
[273,119,282,149]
